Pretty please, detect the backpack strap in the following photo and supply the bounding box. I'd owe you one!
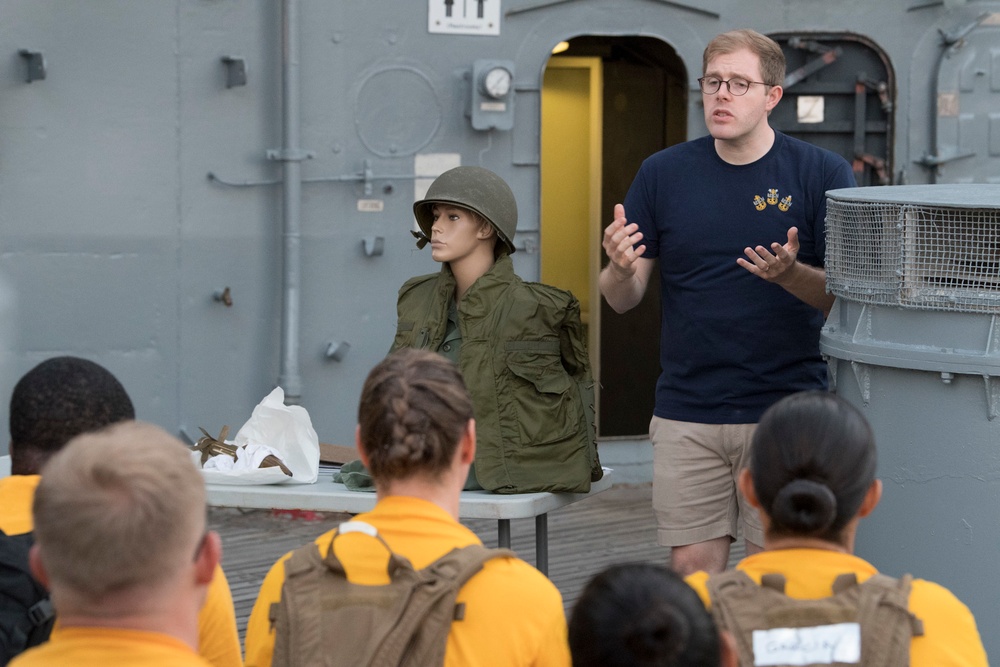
[0,529,55,664]
[322,520,414,579]
[832,572,858,593]
[269,540,328,667]
[759,573,786,593]
[372,543,516,666]
[706,569,763,666]
[708,569,926,667]
[270,520,515,667]
[854,573,925,666]
[25,598,54,629]
[272,520,410,667]
[423,544,517,622]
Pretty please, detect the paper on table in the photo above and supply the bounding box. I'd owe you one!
[198,386,320,485]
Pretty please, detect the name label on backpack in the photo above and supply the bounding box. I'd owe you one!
[752,622,861,665]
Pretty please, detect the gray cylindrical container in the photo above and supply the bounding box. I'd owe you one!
[821,184,1000,660]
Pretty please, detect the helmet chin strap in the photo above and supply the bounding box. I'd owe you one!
[411,229,431,249]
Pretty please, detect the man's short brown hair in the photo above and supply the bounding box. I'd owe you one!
[703,29,786,87]
[32,421,206,598]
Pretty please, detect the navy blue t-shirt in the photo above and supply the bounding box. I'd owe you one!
[624,132,856,424]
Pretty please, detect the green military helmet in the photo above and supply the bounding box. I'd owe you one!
[412,166,517,256]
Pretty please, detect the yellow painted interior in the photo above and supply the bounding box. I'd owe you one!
[540,57,603,329]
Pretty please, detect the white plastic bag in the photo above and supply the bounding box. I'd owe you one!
[198,386,320,485]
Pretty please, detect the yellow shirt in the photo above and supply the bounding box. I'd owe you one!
[686,549,988,667]
[0,474,40,536]
[0,475,242,667]
[245,495,571,667]
[9,627,214,666]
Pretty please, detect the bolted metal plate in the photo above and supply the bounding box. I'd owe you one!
[354,66,442,157]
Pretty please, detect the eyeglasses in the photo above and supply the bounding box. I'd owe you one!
[698,76,772,96]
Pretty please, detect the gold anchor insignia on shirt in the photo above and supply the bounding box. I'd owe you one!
[753,194,767,211]
[779,195,792,211]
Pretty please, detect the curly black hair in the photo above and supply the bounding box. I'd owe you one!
[9,356,135,474]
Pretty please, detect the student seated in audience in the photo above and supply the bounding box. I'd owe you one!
[244,349,571,667]
[11,421,222,666]
[686,391,987,666]
[569,562,737,667]
[1,356,242,667]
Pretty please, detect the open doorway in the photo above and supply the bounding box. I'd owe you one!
[541,36,687,439]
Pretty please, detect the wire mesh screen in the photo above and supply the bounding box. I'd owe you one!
[826,199,1000,313]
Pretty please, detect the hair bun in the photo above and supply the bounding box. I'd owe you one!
[770,479,837,535]
[625,602,686,662]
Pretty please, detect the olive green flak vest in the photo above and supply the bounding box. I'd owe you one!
[391,255,601,493]
[269,521,514,667]
[707,570,925,667]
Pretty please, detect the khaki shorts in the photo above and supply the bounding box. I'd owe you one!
[650,416,764,548]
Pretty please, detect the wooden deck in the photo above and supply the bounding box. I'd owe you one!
[210,482,745,640]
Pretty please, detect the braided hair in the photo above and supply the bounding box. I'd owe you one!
[358,349,473,482]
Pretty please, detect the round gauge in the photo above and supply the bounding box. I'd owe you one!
[481,67,512,99]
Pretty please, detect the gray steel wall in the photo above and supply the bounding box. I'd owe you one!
[5,0,994,443]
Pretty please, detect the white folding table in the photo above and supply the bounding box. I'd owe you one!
[0,455,611,575]
[205,471,612,575]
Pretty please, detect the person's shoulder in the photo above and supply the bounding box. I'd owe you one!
[908,577,978,616]
[642,135,712,166]
[397,272,441,297]
[906,577,988,665]
[203,562,235,608]
[311,527,341,553]
[400,272,439,289]
[510,281,584,328]
[482,551,551,576]
[774,132,855,189]
[0,474,40,490]
[473,553,564,605]
[458,555,569,665]
[519,280,577,308]
[776,131,850,165]
[0,475,18,497]
[684,570,712,607]
[478,551,558,587]
[493,258,567,299]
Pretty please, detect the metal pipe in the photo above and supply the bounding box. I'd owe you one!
[278,0,304,403]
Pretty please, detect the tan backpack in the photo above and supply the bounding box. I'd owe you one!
[706,570,925,667]
[269,520,515,667]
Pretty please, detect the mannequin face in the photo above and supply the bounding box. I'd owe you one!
[428,205,494,265]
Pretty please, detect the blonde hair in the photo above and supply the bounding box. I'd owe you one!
[32,421,207,597]
[358,349,473,482]
[703,29,785,87]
